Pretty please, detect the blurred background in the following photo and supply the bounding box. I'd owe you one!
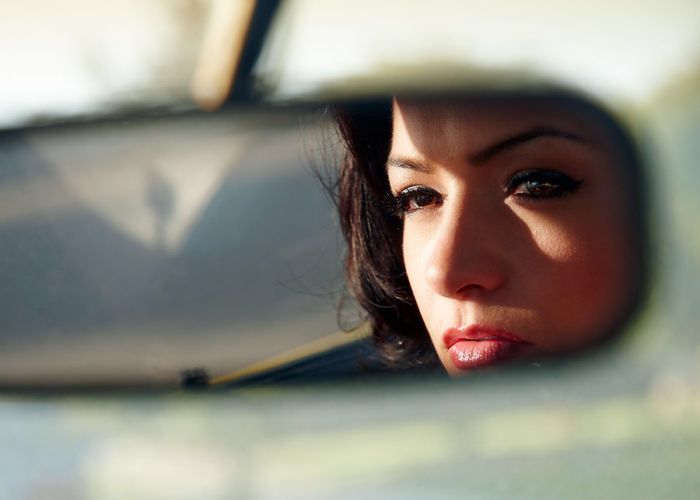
[1,0,700,498]
[0,0,208,128]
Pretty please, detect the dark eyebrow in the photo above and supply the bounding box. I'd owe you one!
[469,126,585,165]
[386,127,585,172]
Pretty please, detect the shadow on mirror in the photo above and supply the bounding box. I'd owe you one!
[325,91,646,379]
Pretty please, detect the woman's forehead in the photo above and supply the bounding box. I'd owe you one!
[391,96,612,157]
[393,97,596,129]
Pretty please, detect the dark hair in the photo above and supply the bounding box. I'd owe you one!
[331,99,439,369]
[328,93,646,370]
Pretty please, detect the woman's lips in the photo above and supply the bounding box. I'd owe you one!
[443,326,535,370]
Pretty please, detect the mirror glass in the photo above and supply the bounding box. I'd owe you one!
[0,92,647,387]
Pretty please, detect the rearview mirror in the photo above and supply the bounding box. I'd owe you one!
[0,91,648,388]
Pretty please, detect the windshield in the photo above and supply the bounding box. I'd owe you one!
[0,0,214,129]
[253,0,700,104]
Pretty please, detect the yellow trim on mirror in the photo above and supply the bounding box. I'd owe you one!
[208,323,372,386]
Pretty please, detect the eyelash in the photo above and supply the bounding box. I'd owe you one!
[389,170,583,217]
[505,169,583,200]
[389,185,442,217]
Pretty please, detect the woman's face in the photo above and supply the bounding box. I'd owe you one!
[387,97,638,376]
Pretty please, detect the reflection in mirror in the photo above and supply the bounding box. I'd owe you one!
[0,111,349,388]
[331,93,645,376]
[0,94,646,389]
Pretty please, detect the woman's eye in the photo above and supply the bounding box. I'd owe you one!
[506,170,583,199]
[391,186,442,216]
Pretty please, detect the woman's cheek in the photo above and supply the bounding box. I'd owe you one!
[402,221,426,286]
[525,221,580,263]
[402,221,439,311]
[524,211,632,344]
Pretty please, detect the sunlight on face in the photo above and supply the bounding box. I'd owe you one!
[387,97,639,376]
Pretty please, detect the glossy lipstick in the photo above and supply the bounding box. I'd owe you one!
[443,325,534,370]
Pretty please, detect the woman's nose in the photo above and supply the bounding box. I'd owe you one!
[423,198,508,299]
